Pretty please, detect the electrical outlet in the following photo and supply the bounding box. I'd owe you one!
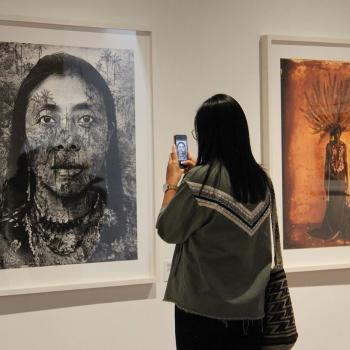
[163,260,172,282]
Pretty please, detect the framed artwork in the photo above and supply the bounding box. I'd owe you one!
[261,35,350,272]
[0,18,155,295]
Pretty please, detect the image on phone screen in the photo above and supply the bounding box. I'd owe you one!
[174,135,188,167]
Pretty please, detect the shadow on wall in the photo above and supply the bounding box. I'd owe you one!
[0,283,156,315]
[1,268,349,316]
[287,268,350,288]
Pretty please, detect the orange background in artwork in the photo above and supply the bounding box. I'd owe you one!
[281,59,350,247]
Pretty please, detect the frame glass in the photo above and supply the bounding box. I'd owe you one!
[261,35,350,272]
[0,18,155,295]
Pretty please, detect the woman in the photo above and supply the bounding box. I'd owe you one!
[157,94,272,349]
[0,52,131,268]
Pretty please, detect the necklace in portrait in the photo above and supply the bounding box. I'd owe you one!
[24,193,105,266]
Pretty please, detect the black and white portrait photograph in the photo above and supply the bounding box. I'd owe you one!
[0,41,137,269]
[176,141,187,161]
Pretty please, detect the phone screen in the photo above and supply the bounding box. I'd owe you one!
[174,135,188,167]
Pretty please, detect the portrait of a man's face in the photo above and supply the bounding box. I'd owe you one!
[0,42,137,269]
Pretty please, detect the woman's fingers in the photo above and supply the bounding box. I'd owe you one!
[166,145,184,185]
[182,158,196,173]
[170,144,178,161]
[182,159,195,166]
[188,150,196,162]
[183,148,197,167]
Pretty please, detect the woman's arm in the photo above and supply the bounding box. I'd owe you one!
[157,146,210,244]
[161,145,184,209]
[161,145,197,209]
[157,181,212,244]
[161,189,177,209]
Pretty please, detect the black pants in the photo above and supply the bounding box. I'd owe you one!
[175,306,263,350]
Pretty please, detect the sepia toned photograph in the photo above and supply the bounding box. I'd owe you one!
[0,41,137,268]
[281,58,350,249]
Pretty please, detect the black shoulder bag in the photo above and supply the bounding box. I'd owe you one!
[262,183,298,349]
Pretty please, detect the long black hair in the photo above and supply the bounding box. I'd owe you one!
[194,94,268,203]
[4,52,126,241]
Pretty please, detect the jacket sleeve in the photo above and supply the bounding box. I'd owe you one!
[156,180,212,244]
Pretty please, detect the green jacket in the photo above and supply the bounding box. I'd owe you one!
[156,162,272,320]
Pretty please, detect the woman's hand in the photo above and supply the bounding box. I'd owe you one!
[182,150,197,173]
[166,145,184,185]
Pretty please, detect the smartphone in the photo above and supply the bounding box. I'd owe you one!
[174,134,188,168]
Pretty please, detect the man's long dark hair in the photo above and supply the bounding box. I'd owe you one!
[195,94,268,203]
[5,52,126,242]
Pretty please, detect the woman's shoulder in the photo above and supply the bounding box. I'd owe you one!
[185,164,209,181]
[184,161,230,192]
[185,162,220,180]
[185,163,272,203]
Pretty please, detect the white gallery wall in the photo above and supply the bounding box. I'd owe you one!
[0,0,350,349]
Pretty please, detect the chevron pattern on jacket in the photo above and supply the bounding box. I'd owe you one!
[186,181,271,237]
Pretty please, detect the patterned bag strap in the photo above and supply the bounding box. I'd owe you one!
[268,179,284,268]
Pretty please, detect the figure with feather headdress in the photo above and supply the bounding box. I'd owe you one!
[303,74,350,240]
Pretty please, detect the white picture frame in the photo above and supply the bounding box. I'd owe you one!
[260,35,350,272]
[0,18,155,295]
